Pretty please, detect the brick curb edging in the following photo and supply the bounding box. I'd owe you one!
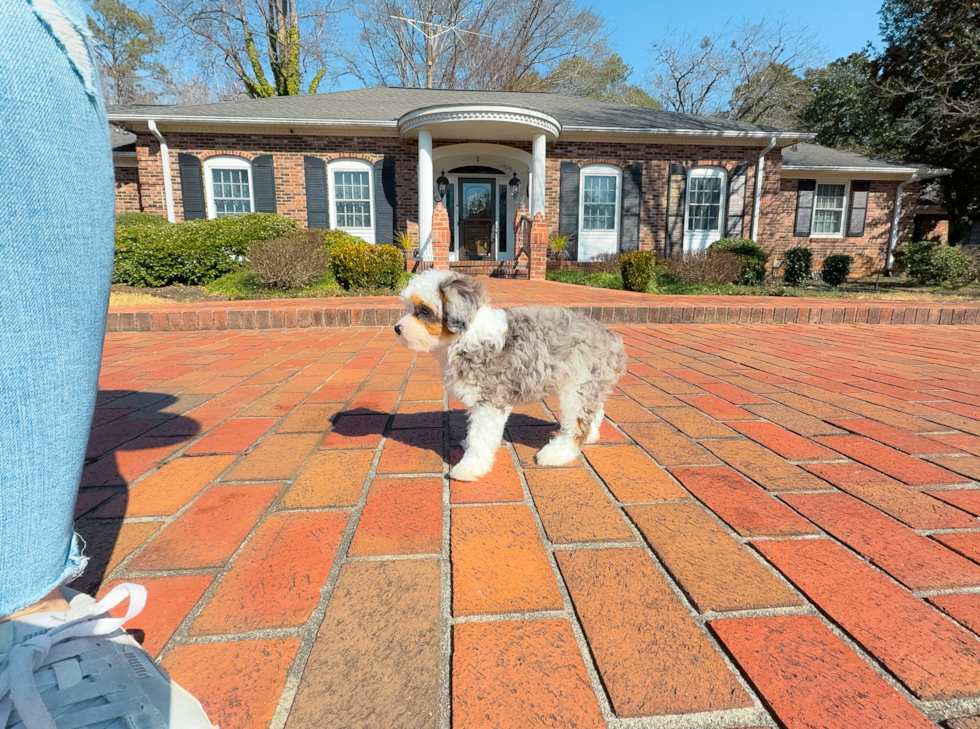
[106,302,980,332]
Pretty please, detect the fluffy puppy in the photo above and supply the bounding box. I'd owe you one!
[394,269,626,481]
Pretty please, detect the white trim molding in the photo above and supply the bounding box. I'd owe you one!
[809,180,851,239]
[397,105,561,141]
[203,155,254,219]
[578,163,621,261]
[328,158,376,244]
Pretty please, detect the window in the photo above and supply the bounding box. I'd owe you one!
[812,182,848,236]
[328,159,375,243]
[582,174,617,230]
[683,167,727,251]
[687,175,723,232]
[577,165,621,261]
[203,156,253,219]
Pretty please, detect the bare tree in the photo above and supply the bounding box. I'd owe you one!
[342,0,605,90]
[647,26,730,116]
[647,17,822,124]
[154,0,341,97]
[724,19,821,124]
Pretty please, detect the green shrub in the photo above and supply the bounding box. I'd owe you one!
[894,241,971,285]
[821,254,853,287]
[931,245,972,284]
[620,250,655,292]
[892,241,937,284]
[116,212,170,227]
[782,247,813,286]
[248,231,330,289]
[320,229,367,254]
[709,238,769,285]
[894,240,975,286]
[330,241,404,290]
[113,213,299,286]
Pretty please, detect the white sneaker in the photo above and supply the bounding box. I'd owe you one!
[0,583,215,729]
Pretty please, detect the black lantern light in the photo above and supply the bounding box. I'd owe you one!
[435,170,449,202]
[508,172,523,203]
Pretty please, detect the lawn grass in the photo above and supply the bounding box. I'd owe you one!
[546,268,980,302]
[108,291,172,306]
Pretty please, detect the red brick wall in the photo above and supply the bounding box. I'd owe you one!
[134,132,419,229]
[763,179,921,277]
[546,142,778,254]
[914,214,948,243]
[125,132,915,275]
[114,165,142,215]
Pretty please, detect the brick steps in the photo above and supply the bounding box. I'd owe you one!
[107,298,980,332]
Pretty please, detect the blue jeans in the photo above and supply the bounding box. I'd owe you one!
[0,0,114,615]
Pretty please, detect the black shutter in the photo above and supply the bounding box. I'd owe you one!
[619,162,642,253]
[303,156,328,229]
[847,181,870,237]
[726,164,749,238]
[252,154,277,213]
[559,161,580,261]
[177,153,206,220]
[666,163,687,257]
[374,156,396,245]
[794,179,816,237]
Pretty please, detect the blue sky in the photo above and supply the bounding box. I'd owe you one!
[606,0,883,84]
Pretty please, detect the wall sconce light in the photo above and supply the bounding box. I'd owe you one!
[509,172,525,203]
[435,170,449,202]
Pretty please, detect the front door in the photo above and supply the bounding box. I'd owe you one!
[459,179,495,259]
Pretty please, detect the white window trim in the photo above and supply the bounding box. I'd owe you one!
[203,155,254,220]
[328,158,376,244]
[810,180,850,239]
[578,164,621,261]
[683,166,727,251]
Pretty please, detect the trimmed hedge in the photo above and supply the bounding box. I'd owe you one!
[320,229,368,255]
[330,241,404,290]
[620,250,655,292]
[113,213,298,286]
[115,212,170,227]
[821,254,853,287]
[782,246,813,286]
[709,238,769,285]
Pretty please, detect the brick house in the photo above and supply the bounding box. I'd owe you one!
[107,87,948,279]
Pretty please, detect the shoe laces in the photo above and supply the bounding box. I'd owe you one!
[0,584,147,729]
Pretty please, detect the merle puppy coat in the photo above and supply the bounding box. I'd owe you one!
[394,270,626,481]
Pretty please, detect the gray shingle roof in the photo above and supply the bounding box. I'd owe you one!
[107,86,800,136]
[110,126,136,152]
[782,142,947,175]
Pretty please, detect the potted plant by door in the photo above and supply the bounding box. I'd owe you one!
[393,230,418,261]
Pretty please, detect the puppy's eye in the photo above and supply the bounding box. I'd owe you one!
[417,306,431,318]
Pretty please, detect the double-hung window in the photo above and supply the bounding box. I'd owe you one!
[577,164,621,261]
[328,159,375,243]
[203,156,253,219]
[582,175,617,231]
[812,183,848,236]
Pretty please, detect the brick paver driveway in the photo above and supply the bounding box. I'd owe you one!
[78,324,980,729]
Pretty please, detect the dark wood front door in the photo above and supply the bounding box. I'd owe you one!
[459,179,495,259]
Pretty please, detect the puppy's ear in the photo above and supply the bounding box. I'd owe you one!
[439,274,488,333]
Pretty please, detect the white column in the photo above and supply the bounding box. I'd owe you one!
[531,133,546,218]
[418,130,433,259]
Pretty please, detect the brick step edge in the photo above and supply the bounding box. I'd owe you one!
[107,303,980,333]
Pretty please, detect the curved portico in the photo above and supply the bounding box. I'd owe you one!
[398,105,560,261]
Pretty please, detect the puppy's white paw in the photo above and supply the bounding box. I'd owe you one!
[450,455,492,481]
[585,428,601,445]
[536,437,579,466]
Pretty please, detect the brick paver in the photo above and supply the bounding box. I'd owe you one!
[77,323,980,729]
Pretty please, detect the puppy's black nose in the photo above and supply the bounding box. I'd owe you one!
[394,324,402,336]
